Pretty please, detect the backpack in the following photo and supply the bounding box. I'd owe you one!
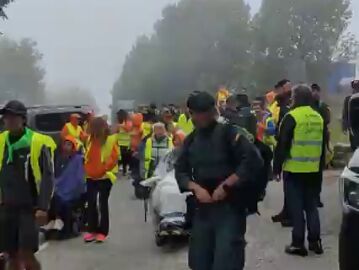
[185,123,265,215]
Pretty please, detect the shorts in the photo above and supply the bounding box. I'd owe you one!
[0,207,39,253]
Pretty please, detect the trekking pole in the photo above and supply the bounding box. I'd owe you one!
[144,198,148,223]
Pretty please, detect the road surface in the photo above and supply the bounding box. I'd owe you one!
[38,171,342,270]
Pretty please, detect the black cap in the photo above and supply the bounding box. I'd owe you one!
[187,91,215,113]
[0,100,27,116]
[311,83,321,91]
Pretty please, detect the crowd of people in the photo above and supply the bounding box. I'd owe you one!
[0,78,358,270]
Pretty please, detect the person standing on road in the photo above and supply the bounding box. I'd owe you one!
[0,100,55,270]
[342,80,359,151]
[161,107,177,135]
[84,117,119,243]
[116,110,133,176]
[268,79,291,126]
[61,113,87,150]
[271,89,293,227]
[82,111,94,134]
[274,85,325,257]
[311,83,331,208]
[252,96,276,147]
[175,92,263,270]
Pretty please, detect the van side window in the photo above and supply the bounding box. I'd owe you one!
[35,112,84,132]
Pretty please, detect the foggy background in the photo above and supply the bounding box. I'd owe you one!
[1,0,358,113]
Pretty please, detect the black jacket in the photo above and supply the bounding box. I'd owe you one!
[175,122,263,195]
[0,144,54,211]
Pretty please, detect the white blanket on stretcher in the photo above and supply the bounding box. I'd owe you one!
[151,151,188,217]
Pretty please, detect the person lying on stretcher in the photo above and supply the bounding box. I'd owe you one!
[141,131,191,236]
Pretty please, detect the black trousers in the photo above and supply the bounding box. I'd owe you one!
[281,175,290,219]
[86,179,112,236]
[286,173,321,247]
[119,146,132,174]
[316,170,323,202]
[48,196,73,236]
[0,207,39,253]
[189,203,246,270]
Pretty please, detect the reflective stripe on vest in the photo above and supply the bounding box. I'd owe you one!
[0,131,56,191]
[85,134,119,183]
[283,106,324,173]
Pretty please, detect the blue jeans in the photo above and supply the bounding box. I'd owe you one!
[286,172,321,247]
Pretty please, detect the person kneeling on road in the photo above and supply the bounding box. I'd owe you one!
[175,92,263,270]
[0,100,55,270]
[43,136,86,239]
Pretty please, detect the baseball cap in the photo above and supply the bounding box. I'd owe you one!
[187,92,216,113]
[0,100,27,116]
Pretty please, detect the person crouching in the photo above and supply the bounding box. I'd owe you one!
[44,136,86,239]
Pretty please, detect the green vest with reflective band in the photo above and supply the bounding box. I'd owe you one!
[0,131,57,192]
[118,123,131,148]
[283,106,324,173]
[144,136,173,178]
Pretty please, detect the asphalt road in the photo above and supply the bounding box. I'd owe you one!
[38,170,342,270]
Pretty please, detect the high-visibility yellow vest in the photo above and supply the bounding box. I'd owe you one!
[144,136,173,178]
[263,116,276,147]
[66,123,82,139]
[85,134,119,183]
[142,122,152,138]
[177,114,194,135]
[0,131,57,191]
[118,125,131,148]
[269,101,280,125]
[65,123,84,150]
[283,106,324,173]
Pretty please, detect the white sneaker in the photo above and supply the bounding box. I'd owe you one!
[42,220,55,231]
[53,219,64,231]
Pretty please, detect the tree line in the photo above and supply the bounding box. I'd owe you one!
[112,0,356,105]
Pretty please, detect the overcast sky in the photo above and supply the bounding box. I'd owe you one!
[0,0,358,112]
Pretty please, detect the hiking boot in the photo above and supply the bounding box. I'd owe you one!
[285,245,308,257]
[309,241,324,255]
[96,234,107,243]
[281,219,293,227]
[83,233,96,243]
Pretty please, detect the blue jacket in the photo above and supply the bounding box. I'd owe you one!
[55,154,85,202]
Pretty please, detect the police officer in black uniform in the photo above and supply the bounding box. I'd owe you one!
[175,92,263,270]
